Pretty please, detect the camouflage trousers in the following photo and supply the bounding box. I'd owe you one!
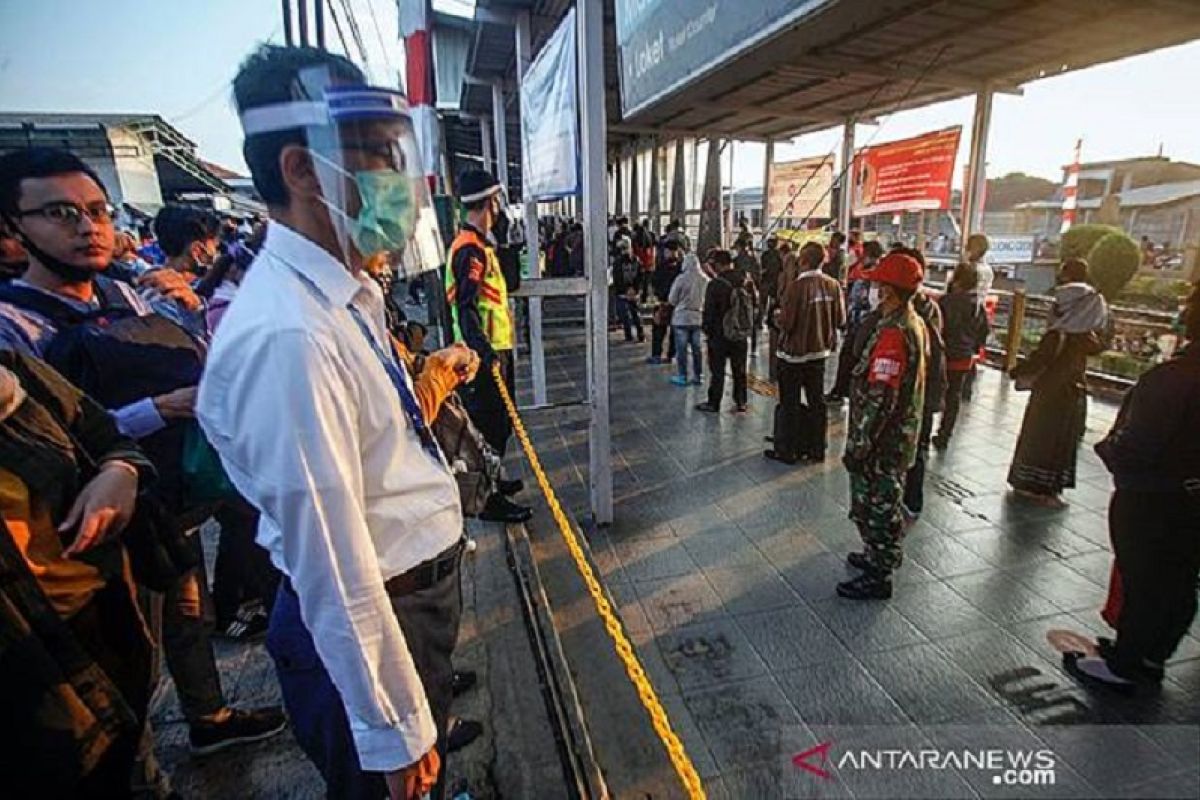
[848,468,906,574]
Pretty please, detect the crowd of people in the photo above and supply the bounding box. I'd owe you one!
[0,38,1198,800]
[0,43,536,800]
[600,211,1199,682]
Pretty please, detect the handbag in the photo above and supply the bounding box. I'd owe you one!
[432,394,499,517]
[1011,331,1066,392]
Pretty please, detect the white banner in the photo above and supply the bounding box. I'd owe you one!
[767,155,833,223]
[987,234,1036,265]
[521,8,579,199]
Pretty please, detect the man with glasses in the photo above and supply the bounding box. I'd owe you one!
[0,147,287,783]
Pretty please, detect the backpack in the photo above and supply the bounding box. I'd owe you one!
[0,279,212,519]
[722,278,755,341]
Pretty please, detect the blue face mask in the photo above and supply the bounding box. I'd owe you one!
[315,152,418,256]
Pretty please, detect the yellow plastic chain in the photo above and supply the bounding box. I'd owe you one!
[490,363,707,800]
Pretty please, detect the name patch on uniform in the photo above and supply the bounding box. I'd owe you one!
[868,328,907,389]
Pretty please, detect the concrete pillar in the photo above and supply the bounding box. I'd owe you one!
[761,138,774,241]
[670,138,687,224]
[838,118,856,235]
[615,152,625,216]
[491,82,509,193]
[630,142,641,220]
[963,84,994,246]
[647,137,661,231]
[515,10,545,405]
[577,0,612,525]
[697,138,724,255]
[480,114,494,173]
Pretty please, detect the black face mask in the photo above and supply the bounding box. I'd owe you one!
[15,229,98,283]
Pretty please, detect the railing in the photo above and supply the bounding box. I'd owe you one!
[937,285,1184,393]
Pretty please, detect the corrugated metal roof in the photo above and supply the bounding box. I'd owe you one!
[1016,179,1200,210]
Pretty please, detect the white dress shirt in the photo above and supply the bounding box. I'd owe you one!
[197,221,462,772]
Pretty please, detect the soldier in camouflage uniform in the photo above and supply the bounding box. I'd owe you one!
[838,252,928,600]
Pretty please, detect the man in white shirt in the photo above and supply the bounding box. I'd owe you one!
[197,46,476,800]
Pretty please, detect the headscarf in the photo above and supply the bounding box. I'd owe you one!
[1049,282,1109,335]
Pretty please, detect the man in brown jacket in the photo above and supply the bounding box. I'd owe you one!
[766,241,846,463]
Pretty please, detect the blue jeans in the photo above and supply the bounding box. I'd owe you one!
[673,325,703,380]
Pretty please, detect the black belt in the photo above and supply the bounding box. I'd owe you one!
[384,538,465,597]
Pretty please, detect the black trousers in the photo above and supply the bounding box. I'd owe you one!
[1109,489,1200,674]
[830,326,858,398]
[462,349,514,456]
[268,553,463,800]
[212,494,280,625]
[937,369,971,440]
[651,320,676,360]
[777,359,828,458]
[707,336,748,408]
[903,408,936,514]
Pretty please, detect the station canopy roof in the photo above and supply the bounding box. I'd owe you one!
[442,0,1200,158]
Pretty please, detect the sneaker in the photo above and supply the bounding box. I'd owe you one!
[901,504,919,525]
[932,433,950,450]
[217,607,268,641]
[836,572,893,600]
[825,393,845,406]
[670,375,689,386]
[690,376,703,386]
[645,356,662,364]
[731,404,748,414]
[845,551,871,571]
[695,402,720,413]
[189,707,287,755]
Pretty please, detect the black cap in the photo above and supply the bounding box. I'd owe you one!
[457,168,502,203]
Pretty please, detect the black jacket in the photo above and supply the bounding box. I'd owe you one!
[939,292,990,362]
[611,254,640,296]
[651,258,682,303]
[1096,343,1200,493]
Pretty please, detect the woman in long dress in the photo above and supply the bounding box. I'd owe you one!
[1007,258,1109,506]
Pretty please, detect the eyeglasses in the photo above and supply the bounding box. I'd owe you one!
[15,201,116,227]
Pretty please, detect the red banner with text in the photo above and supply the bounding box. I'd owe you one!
[851,127,962,216]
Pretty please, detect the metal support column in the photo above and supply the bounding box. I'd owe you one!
[630,142,641,220]
[761,138,774,241]
[963,84,994,245]
[492,83,509,193]
[480,114,494,173]
[282,0,294,46]
[838,118,856,234]
[515,10,546,406]
[297,0,308,45]
[314,0,325,49]
[577,0,612,525]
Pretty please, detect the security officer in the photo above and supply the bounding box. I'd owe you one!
[839,251,928,600]
[446,169,531,523]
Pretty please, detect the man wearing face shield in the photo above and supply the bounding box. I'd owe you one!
[445,169,532,523]
[196,46,479,800]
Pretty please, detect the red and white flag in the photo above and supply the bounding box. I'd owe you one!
[1060,138,1082,234]
[399,0,440,191]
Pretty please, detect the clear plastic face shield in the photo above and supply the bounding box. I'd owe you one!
[238,65,443,279]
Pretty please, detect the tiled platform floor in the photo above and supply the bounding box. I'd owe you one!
[515,324,1200,799]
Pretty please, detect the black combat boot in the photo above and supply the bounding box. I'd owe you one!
[837,570,893,600]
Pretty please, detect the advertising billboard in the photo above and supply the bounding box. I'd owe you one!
[767,155,834,224]
[851,127,962,216]
[614,0,833,117]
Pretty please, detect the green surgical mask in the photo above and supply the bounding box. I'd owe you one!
[315,153,418,255]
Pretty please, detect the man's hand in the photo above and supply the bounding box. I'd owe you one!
[385,747,440,800]
[154,385,198,419]
[138,269,203,312]
[427,343,480,385]
[60,461,139,556]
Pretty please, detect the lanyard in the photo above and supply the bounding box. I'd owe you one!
[345,304,445,468]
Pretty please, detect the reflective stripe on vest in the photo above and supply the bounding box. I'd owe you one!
[446,229,514,351]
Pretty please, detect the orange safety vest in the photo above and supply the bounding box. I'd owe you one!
[445,228,513,351]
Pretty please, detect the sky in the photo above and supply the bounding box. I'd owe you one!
[2,2,1199,190]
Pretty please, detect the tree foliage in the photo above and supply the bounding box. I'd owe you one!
[1060,223,1121,261]
[1087,231,1141,300]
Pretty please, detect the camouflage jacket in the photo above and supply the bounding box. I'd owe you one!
[846,304,927,475]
